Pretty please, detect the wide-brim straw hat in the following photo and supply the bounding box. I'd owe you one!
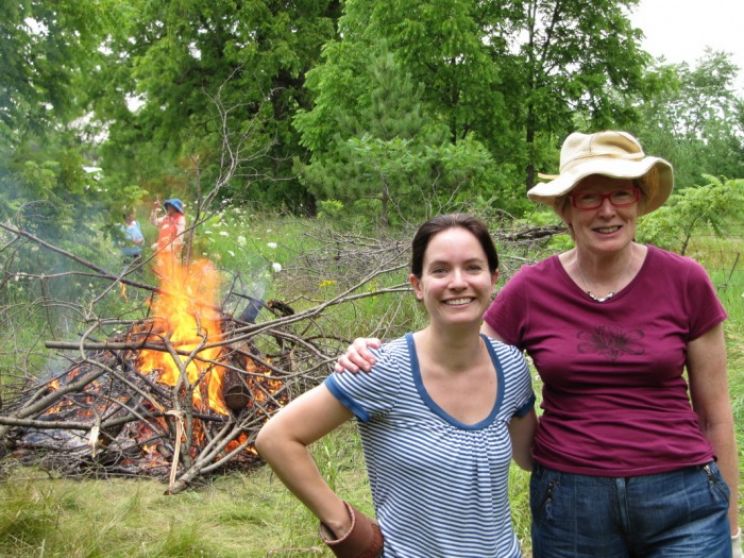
[527,130,674,216]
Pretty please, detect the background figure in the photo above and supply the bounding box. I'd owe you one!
[339,131,741,558]
[120,210,144,260]
[257,214,536,557]
[150,198,186,259]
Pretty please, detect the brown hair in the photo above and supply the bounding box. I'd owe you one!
[410,214,498,278]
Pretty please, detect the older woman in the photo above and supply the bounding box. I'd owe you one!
[339,131,740,557]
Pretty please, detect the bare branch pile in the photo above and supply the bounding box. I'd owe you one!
[1,311,304,494]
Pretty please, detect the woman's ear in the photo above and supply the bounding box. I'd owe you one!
[409,273,423,300]
[557,204,575,239]
[491,270,499,288]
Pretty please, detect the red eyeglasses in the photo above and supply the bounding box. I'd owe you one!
[570,187,640,210]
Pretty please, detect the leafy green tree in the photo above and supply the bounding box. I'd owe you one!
[91,0,341,213]
[636,50,744,189]
[0,1,105,142]
[295,0,534,218]
[493,0,653,190]
[331,0,654,191]
[298,48,500,227]
[296,0,656,219]
[365,1,515,151]
[0,0,117,239]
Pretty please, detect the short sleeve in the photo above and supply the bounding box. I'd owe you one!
[684,258,727,340]
[324,341,403,422]
[484,267,532,349]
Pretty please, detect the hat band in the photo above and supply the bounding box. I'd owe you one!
[559,150,646,173]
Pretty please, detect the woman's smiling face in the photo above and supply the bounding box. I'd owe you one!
[561,175,641,256]
[410,227,497,329]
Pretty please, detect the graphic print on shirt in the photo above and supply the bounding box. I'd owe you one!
[576,325,645,361]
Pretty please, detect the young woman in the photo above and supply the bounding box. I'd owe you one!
[256,214,537,557]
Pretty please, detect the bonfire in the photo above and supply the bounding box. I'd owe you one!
[1,253,294,494]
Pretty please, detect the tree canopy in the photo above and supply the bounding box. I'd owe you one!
[1,0,742,231]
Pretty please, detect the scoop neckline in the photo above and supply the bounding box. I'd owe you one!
[405,333,505,430]
[554,244,652,303]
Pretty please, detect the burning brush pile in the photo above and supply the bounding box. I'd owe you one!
[0,255,320,494]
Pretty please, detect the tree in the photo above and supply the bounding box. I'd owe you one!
[295,0,657,218]
[0,0,116,239]
[295,0,535,218]
[490,0,653,190]
[90,0,341,213]
[636,50,744,189]
[298,49,499,226]
[0,1,104,142]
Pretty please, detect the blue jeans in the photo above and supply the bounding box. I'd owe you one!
[530,462,731,558]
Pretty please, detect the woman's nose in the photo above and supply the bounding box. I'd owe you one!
[449,269,467,288]
[597,197,616,215]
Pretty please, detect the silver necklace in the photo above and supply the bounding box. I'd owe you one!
[586,289,615,303]
[576,264,615,303]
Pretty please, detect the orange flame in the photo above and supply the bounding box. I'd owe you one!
[137,254,228,415]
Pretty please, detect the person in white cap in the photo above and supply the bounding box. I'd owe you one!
[337,131,740,557]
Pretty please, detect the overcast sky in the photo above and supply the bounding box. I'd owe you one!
[628,0,744,94]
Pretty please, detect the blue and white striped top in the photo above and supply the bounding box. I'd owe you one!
[325,333,535,558]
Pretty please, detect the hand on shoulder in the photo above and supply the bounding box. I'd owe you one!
[334,338,381,373]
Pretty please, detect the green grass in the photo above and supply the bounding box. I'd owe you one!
[0,424,370,558]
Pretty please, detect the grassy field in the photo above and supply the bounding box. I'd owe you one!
[0,424,372,558]
[1,211,742,557]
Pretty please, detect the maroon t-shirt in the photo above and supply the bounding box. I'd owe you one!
[484,245,726,476]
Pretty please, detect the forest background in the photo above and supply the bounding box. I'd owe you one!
[1,0,744,556]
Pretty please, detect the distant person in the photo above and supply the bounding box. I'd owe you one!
[120,210,144,260]
[257,214,536,557]
[150,198,186,258]
[338,131,740,557]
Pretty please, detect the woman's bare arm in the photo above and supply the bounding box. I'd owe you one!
[255,385,354,537]
[687,323,739,534]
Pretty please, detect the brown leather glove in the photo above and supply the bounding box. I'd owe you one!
[319,501,384,558]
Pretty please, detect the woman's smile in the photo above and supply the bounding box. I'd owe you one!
[443,297,476,306]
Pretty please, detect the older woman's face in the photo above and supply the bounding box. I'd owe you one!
[561,175,640,255]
